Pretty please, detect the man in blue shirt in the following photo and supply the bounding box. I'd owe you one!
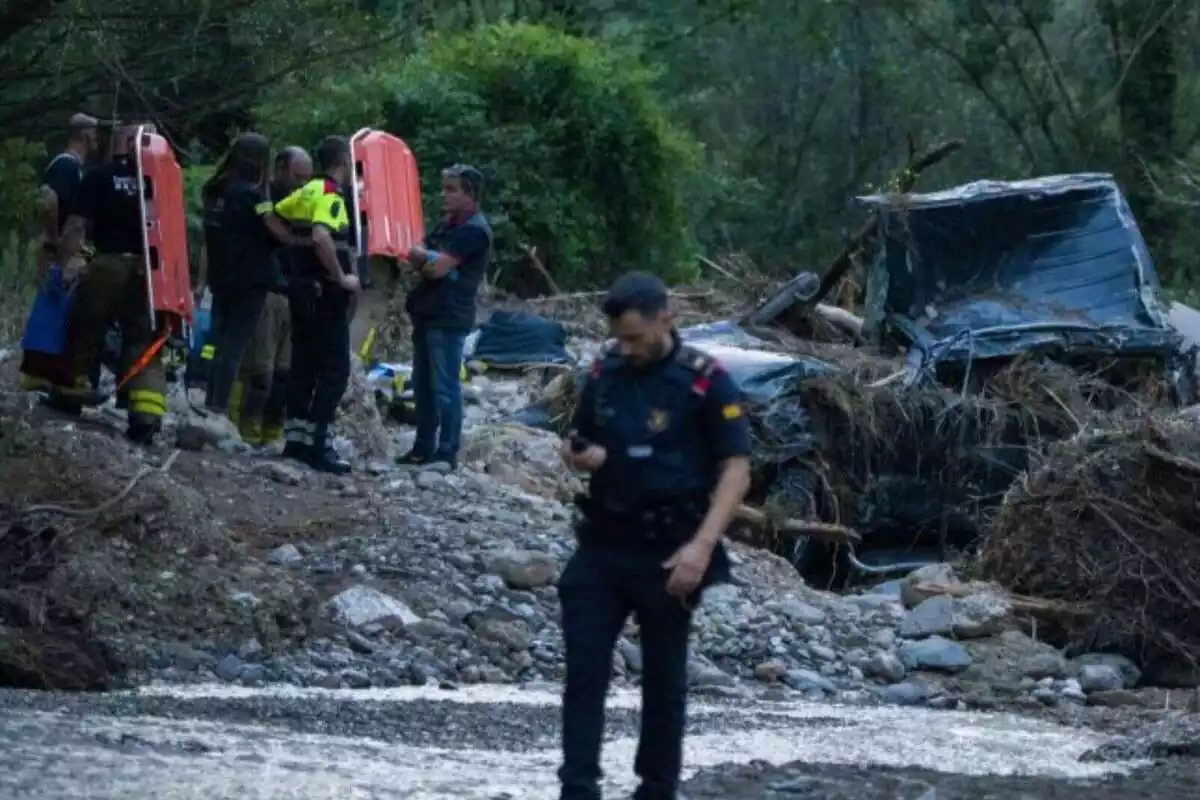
[398,163,492,471]
[558,272,752,800]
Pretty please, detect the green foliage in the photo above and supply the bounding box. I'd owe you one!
[260,22,702,291]
[182,165,217,276]
[0,138,46,340]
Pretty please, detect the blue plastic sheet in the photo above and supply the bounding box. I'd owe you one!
[859,173,1183,365]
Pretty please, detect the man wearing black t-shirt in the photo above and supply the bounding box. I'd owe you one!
[35,113,99,280]
[54,125,168,443]
[396,164,492,472]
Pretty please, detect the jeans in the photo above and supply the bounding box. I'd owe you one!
[206,286,267,413]
[411,324,467,460]
[558,544,694,800]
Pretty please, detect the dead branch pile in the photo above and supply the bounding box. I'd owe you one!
[750,355,1162,541]
[980,410,1200,671]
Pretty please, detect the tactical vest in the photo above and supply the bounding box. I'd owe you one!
[587,342,722,518]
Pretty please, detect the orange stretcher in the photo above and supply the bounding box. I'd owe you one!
[134,124,193,334]
[349,128,426,259]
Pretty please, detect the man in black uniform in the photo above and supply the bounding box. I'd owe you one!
[274,135,360,474]
[558,273,752,800]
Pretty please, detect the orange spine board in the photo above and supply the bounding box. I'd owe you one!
[351,130,426,259]
[138,130,194,328]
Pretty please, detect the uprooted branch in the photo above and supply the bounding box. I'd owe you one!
[745,137,964,331]
[20,449,181,519]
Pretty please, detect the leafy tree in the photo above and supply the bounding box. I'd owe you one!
[261,22,701,292]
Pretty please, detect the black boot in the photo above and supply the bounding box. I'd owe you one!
[282,418,312,462]
[306,424,351,475]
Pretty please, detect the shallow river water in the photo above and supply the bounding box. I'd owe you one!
[1,683,1177,799]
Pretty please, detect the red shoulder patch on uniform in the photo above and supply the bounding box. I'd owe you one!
[323,179,339,195]
[692,375,711,396]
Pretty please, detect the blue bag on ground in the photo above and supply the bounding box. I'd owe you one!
[21,265,71,356]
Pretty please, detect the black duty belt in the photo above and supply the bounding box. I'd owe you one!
[574,492,709,548]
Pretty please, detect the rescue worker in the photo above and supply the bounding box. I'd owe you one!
[273,135,360,473]
[54,124,169,443]
[558,273,752,800]
[20,113,100,395]
[201,133,299,435]
[229,146,313,448]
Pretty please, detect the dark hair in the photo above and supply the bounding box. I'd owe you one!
[316,136,351,173]
[203,132,271,204]
[601,272,669,319]
[443,163,484,202]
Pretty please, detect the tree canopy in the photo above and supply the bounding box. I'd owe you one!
[1,0,1197,297]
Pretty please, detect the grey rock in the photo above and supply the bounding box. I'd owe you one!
[486,549,559,590]
[778,598,826,626]
[266,544,304,566]
[882,682,930,706]
[236,638,264,662]
[474,619,534,651]
[899,636,972,674]
[329,585,421,629]
[213,654,243,682]
[753,660,788,683]
[1073,653,1141,688]
[898,593,1009,640]
[864,651,907,684]
[251,460,305,486]
[1079,664,1126,693]
[689,663,735,688]
[784,668,836,694]
[1021,651,1068,680]
[238,664,267,684]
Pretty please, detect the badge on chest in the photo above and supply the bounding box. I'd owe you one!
[646,408,670,433]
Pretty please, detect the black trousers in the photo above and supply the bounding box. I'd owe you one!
[207,286,267,412]
[286,282,350,427]
[558,543,694,800]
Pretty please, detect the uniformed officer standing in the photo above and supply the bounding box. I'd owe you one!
[55,124,169,443]
[229,146,312,448]
[273,136,360,473]
[558,272,752,800]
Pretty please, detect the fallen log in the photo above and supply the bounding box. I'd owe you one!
[910,581,1089,619]
[733,504,861,545]
[745,137,964,332]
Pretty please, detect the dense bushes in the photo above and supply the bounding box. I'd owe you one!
[259,23,700,292]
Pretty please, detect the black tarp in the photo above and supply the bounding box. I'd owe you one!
[858,173,1184,367]
[470,310,570,367]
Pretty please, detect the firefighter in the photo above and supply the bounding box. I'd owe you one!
[273,136,360,473]
[230,146,313,448]
[54,124,167,443]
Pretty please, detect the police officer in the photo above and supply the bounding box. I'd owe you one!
[273,135,360,473]
[55,124,168,443]
[558,272,752,800]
